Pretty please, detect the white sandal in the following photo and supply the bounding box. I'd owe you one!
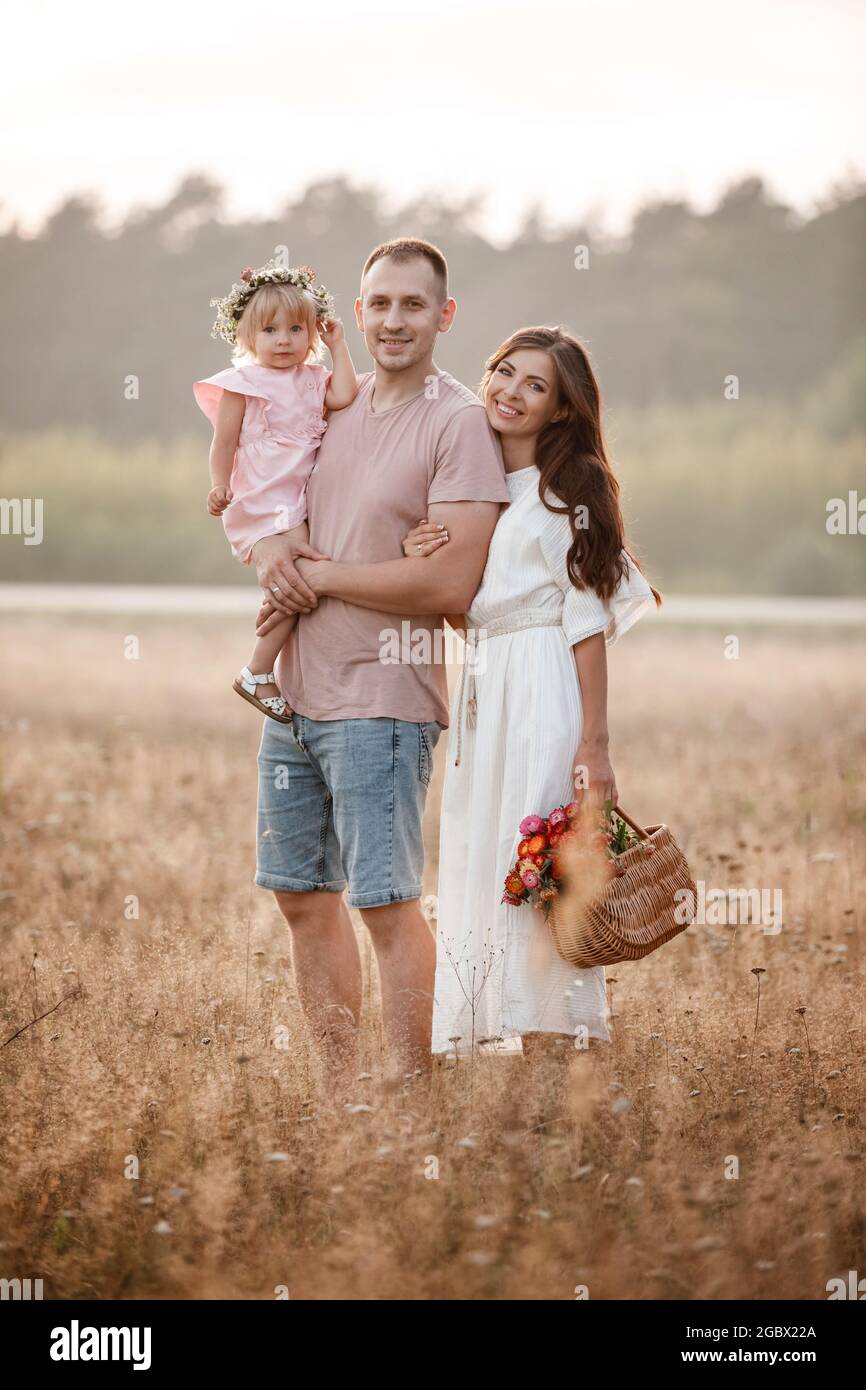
[233,666,293,723]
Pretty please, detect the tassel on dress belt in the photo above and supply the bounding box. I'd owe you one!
[453,612,563,766]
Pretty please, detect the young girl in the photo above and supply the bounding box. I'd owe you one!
[194,259,358,721]
[401,326,661,1061]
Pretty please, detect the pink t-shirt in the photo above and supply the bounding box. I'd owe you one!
[275,370,511,727]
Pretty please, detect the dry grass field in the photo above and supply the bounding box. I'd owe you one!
[0,612,864,1300]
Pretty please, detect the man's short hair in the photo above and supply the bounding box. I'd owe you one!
[360,238,449,302]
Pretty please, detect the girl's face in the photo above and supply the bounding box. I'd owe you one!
[253,302,313,367]
[485,347,562,438]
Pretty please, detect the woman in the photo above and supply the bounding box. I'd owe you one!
[402,327,660,1060]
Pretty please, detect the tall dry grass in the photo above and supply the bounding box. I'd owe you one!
[0,614,863,1299]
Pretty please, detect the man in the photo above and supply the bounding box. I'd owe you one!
[250,238,510,1086]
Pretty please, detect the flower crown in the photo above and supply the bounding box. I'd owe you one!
[209,258,336,344]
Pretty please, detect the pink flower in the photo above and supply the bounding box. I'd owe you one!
[519,814,545,835]
[239,267,254,282]
[548,807,567,828]
[520,869,540,890]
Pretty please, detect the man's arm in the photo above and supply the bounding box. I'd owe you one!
[255,500,500,633]
[312,500,500,613]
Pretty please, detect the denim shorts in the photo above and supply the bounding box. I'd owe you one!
[255,714,442,909]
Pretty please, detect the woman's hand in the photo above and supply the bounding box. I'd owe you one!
[572,738,618,810]
[319,317,345,349]
[207,484,233,515]
[402,518,449,557]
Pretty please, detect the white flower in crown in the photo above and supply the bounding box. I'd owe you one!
[208,257,336,343]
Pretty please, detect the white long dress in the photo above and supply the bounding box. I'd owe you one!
[430,464,656,1056]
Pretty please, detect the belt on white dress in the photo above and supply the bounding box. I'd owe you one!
[453,609,563,766]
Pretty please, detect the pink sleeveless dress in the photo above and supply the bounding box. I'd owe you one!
[193,361,331,564]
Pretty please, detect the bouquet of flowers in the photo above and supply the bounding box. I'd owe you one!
[501,798,639,920]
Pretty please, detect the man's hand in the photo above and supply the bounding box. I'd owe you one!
[255,558,329,635]
[255,596,281,636]
[251,533,331,614]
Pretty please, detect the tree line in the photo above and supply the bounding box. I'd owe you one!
[1,173,864,441]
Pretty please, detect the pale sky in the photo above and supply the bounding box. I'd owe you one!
[5,0,864,243]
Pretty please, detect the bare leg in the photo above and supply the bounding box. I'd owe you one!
[358,898,436,1079]
[273,889,362,1088]
[247,518,310,700]
[244,616,297,704]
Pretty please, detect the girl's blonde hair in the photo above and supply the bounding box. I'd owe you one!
[232,283,324,366]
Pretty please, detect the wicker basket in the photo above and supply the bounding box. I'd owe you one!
[546,805,696,969]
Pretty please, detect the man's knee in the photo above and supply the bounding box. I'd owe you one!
[357,897,423,937]
[274,889,344,932]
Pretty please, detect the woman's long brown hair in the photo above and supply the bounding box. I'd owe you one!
[480,326,662,607]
